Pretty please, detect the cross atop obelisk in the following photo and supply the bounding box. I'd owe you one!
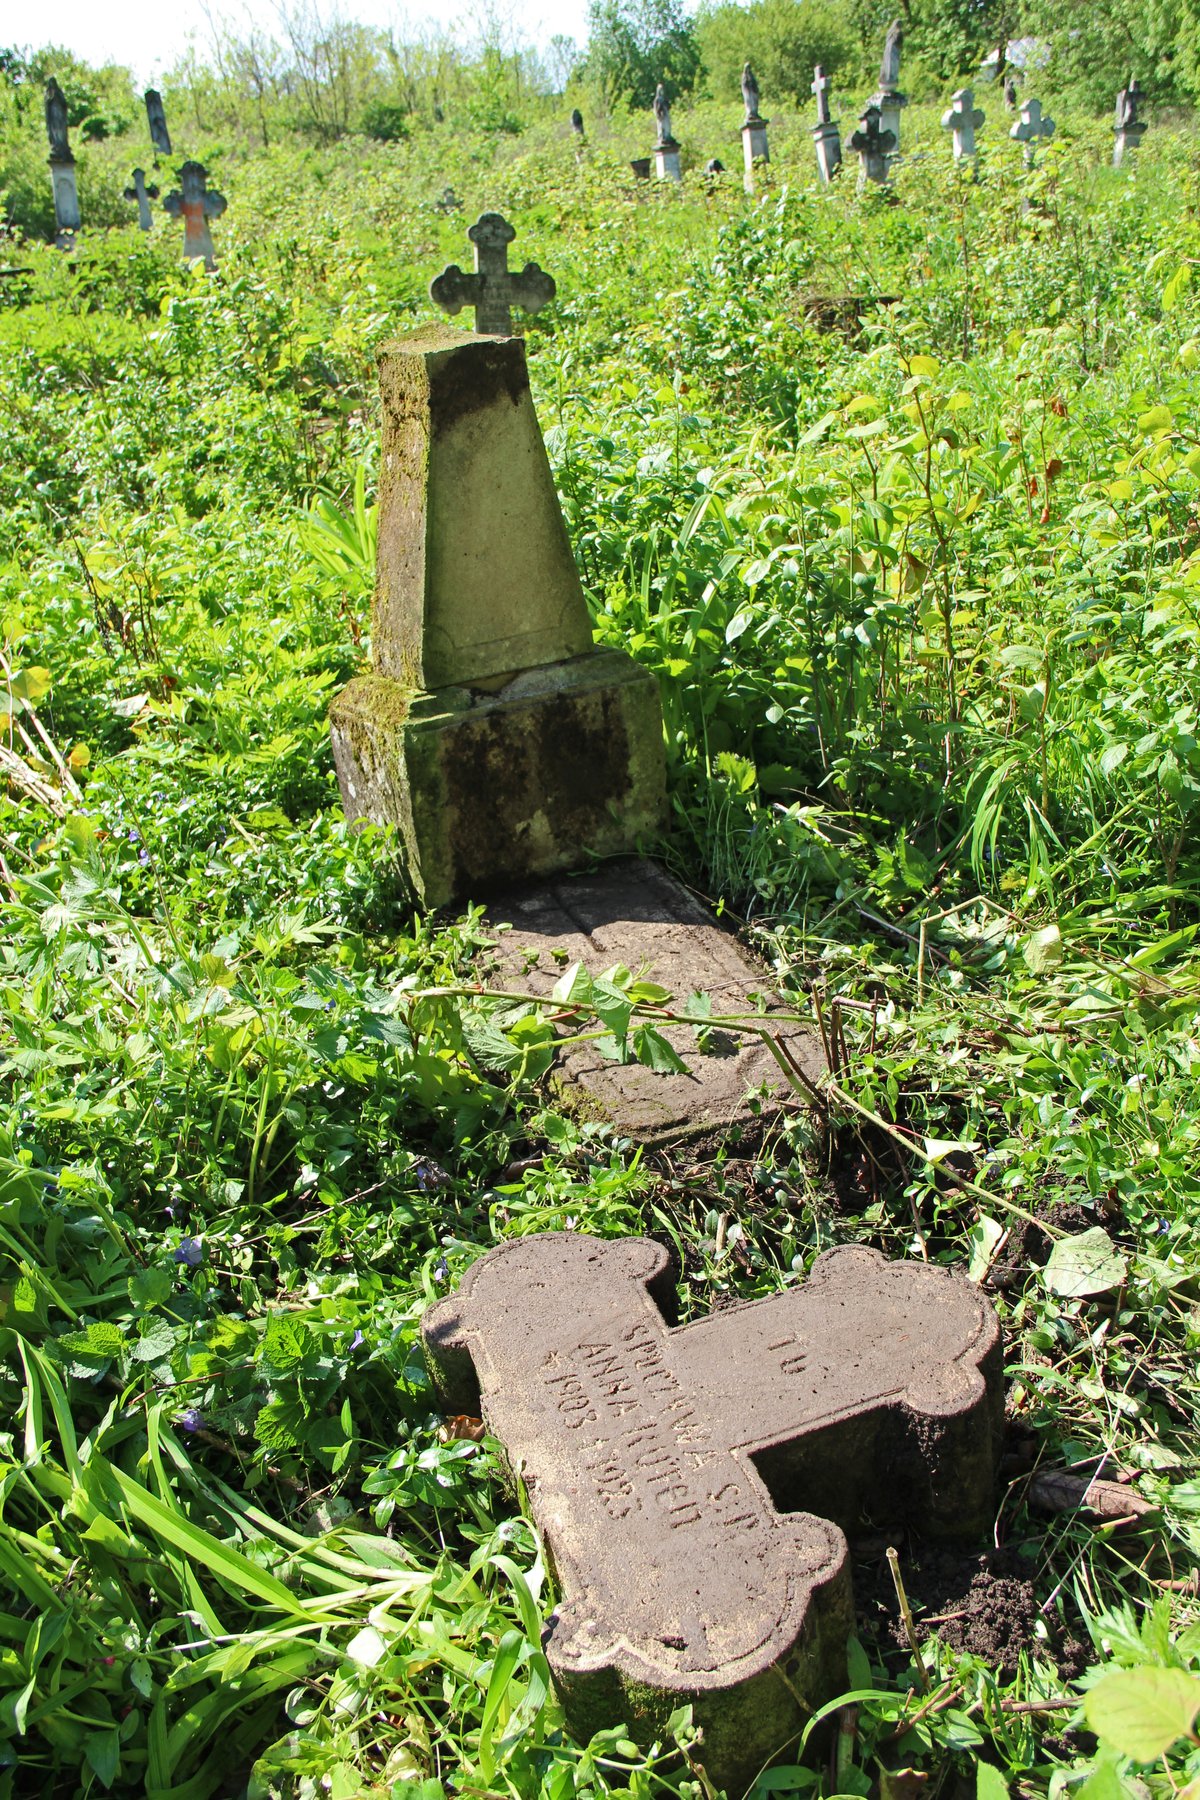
[430,212,556,337]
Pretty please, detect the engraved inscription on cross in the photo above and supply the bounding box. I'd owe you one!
[424,1233,1001,1787]
[1010,96,1055,166]
[430,211,556,338]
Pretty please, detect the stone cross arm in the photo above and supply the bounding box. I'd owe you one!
[424,1233,1001,1716]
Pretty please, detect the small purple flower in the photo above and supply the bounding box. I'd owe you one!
[163,1203,175,1219]
[434,1255,449,1284]
[179,1407,204,1432]
[350,1329,364,1350]
[139,848,150,865]
[174,1237,203,1267]
[128,828,140,842]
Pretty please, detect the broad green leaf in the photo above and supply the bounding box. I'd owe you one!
[976,1767,1008,1800]
[1023,923,1062,973]
[551,961,591,1005]
[1083,1666,1200,1761]
[1043,1228,1127,1298]
[1137,404,1174,434]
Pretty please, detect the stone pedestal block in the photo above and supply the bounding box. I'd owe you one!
[331,651,666,907]
[655,142,682,181]
[813,120,842,183]
[741,119,769,192]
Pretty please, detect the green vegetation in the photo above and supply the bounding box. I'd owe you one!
[4,31,1200,1800]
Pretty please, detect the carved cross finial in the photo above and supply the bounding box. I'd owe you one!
[942,87,985,160]
[430,211,556,337]
[1010,96,1055,163]
[423,1233,1001,1791]
[163,161,227,269]
[812,63,835,126]
[849,104,896,164]
[124,166,159,230]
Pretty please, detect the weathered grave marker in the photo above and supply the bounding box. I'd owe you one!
[849,105,896,186]
[124,167,158,231]
[435,185,464,214]
[1113,77,1147,166]
[424,1232,1003,1793]
[145,88,172,156]
[329,327,666,907]
[652,83,682,181]
[430,212,555,337]
[630,156,652,180]
[485,858,824,1142]
[44,79,80,249]
[571,107,585,138]
[871,18,907,160]
[704,157,725,177]
[811,64,842,183]
[1010,96,1054,166]
[942,87,985,164]
[1003,75,1018,110]
[740,62,769,193]
[163,161,226,268]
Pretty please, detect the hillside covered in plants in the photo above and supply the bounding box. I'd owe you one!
[5,8,1200,1798]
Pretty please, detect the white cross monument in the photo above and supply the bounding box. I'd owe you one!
[811,65,842,184]
[1010,97,1055,167]
[942,88,985,165]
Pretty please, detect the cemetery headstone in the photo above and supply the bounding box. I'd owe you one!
[740,61,769,192]
[1113,77,1147,166]
[435,185,464,214]
[44,78,80,249]
[144,88,172,156]
[652,83,682,181]
[942,87,985,164]
[570,107,585,138]
[423,1232,1003,1794]
[704,157,725,176]
[124,167,159,231]
[811,63,842,182]
[849,104,896,186]
[1003,75,1018,109]
[630,156,652,180]
[163,161,226,269]
[430,212,556,338]
[1010,96,1054,166]
[871,17,907,160]
[328,326,666,907]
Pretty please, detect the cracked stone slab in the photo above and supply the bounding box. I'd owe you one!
[484,858,825,1144]
[423,1232,1003,1794]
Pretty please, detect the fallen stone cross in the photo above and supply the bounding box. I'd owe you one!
[652,82,682,181]
[811,64,842,183]
[740,63,769,192]
[1113,77,1147,166]
[849,105,896,186]
[424,1232,1002,1793]
[125,166,159,231]
[1010,96,1055,167]
[163,161,226,269]
[44,78,80,250]
[329,326,665,907]
[430,212,555,337]
[942,87,985,164]
[145,87,172,156]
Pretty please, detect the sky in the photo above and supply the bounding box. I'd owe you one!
[19,0,592,85]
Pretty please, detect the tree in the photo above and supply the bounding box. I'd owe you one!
[580,0,702,111]
[696,0,855,105]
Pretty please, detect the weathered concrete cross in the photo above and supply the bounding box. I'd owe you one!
[811,64,842,182]
[849,104,896,184]
[424,1232,1001,1791]
[1010,96,1055,166]
[124,167,158,231]
[430,212,555,337]
[942,87,985,162]
[1113,78,1147,166]
[163,161,226,269]
[811,63,834,125]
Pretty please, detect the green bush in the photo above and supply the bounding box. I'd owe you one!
[696,0,856,105]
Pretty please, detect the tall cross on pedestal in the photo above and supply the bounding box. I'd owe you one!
[811,63,842,182]
[812,64,834,125]
[942,87,985,163]
[163,161,226,269]
[1010,97,1055,166]
[124,166,159,231]
[430,212,556,337]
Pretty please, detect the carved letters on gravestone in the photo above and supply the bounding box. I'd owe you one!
[430,212,555,337]
[424,1234,1002,1793]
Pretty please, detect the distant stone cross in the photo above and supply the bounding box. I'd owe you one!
[1113,78,1147,166]
[424,1233,1001,1791]
[430,212,555,337]
[124,167,159,231]
[942,87,985,162]
[163,161,226,269]
[1010,96,1055,165]
[812,64,834,125]
[811,64,842,182]
[849,104,896,184]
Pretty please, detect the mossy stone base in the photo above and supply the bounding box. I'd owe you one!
[329,649,666,907]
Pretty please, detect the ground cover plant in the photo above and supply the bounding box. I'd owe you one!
[4,45,1200,1800]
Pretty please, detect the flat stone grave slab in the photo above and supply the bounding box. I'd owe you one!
[424,1232,1003,1794]
[483,858,826,1144]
